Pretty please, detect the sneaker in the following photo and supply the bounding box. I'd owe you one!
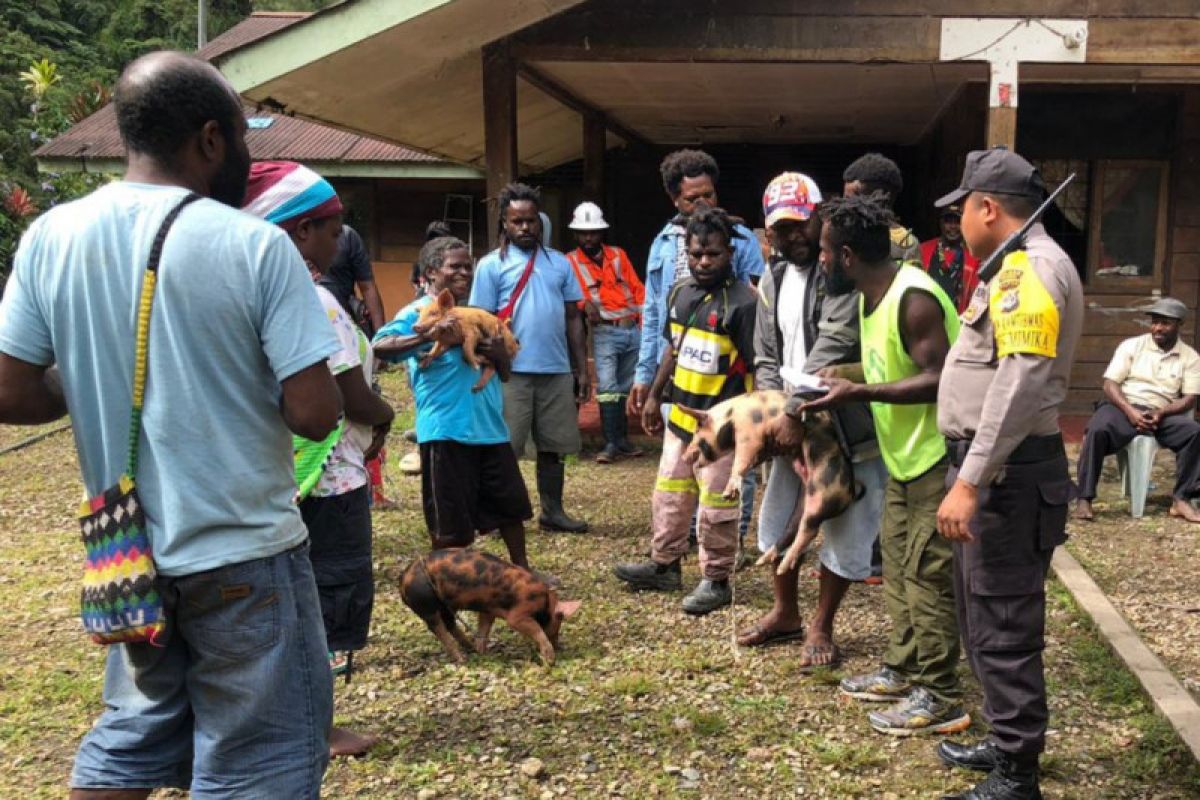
[868,687,971,737]
[681,579,732,615]
[614,559,682,591]
[840,666,912,702]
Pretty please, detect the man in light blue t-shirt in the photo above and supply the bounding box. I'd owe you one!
[470,183,591,533]
[0,53,341,798]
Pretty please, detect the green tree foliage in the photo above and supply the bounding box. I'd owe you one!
[0,0,339,283]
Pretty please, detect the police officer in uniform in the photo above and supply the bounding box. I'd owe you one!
[934,148,1083,800]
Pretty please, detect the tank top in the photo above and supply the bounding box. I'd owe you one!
[860,265,960,481]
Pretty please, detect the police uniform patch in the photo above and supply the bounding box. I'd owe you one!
[989,251,1059,358]
[960,283,990,325]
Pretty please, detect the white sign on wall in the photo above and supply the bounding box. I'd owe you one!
[940,18,1089,109]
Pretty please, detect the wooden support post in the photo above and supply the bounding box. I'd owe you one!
[582,111,606,203]
[483,42,518,248]
[987,106,1017,150]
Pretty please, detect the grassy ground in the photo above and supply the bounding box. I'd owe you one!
[0,374,1197,798]
[1062,444,1200,703]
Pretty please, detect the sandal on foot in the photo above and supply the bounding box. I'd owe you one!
[796,642,843,672]
[736,623,806,648]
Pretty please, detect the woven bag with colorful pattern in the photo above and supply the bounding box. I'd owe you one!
[78,193,199,645]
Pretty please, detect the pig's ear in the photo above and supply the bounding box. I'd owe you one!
[556,599,582,619]
[437,288,455,309]
[675,405,709,425]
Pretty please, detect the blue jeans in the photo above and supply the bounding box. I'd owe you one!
[593,323,640,402]
[71,544,333,798]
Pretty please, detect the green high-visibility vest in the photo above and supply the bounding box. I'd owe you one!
[860,265,960,481]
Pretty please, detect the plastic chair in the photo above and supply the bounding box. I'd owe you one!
[1116,435,1160,518]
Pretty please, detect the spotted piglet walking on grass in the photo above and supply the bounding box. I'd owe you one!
[400,549,580,666]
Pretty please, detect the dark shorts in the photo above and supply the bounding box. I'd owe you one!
[299,485,374,652]
[421,440,533,547]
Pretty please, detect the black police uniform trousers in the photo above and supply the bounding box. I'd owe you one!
[947,435,1071,757]
[1076,400,1200,502]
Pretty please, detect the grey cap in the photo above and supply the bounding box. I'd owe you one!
[1145,296,1189,321]
[936,147,1047,208]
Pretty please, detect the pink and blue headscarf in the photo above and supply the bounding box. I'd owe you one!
[242,160,343,230]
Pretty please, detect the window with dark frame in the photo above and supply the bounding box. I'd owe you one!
[1032,158,1169,288]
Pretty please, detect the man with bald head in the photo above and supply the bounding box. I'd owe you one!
[0,52,342,798]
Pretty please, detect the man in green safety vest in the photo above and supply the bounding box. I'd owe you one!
[793,192,965,738]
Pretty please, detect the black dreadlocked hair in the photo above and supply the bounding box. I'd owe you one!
[496,182,542,257]
[418,236,470,281]
[819,193,895,264]
[843,153,903,204]
[685,206,744,251]
[660,148,720,197]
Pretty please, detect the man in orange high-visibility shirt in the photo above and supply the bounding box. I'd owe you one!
[566,202,646,463]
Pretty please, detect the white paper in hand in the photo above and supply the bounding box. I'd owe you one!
[779,366,829,394]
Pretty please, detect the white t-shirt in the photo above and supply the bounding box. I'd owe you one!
[777,264,811,370]
[313,285,373,497]
[1103,333,1200,411]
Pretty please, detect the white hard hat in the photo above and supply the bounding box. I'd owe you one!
[568,201,609,231]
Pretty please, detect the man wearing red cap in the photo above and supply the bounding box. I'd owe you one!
[741,172,886,672]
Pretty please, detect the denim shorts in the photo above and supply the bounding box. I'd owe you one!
[757,455,886,581]
[71,543,333,798]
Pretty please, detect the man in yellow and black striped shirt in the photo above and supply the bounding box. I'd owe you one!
[614,207,757,616]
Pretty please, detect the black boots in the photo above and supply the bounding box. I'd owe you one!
[596,401,642,463]
[942,751,1041,800]
[536,452,588,532]
[595,401,622,464]
[939,739,1002,772]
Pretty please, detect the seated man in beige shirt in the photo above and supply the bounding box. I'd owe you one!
[1076,297,1200,522]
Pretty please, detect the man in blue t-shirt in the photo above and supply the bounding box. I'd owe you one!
[374,236,540,574]
[470,183,591,533]
[0,52,341,798]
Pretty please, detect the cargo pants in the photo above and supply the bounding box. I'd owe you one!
[880,458,962,703]
[949,442,1071,756]
[651,428,739,580]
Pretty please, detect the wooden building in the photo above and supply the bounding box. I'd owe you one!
[219,3,1197,411]
[34,11,488,315]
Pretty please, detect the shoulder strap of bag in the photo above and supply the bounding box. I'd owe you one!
[127,192,201,477]
[496,248,539,322]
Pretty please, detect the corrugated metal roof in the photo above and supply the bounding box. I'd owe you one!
[196,12,308,62]
[35,12,441,167]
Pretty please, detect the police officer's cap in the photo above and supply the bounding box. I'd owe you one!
[1145,296,1189,322]
[936,146,1046,208]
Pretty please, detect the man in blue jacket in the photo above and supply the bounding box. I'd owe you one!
[628,149,765,417]
[628,150,765,541]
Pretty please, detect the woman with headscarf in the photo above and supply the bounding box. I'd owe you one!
[243,161,394,758]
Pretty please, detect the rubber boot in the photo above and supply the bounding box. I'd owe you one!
[536,452,589,532]
[595,402,622,464]
[613,398,643,458]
